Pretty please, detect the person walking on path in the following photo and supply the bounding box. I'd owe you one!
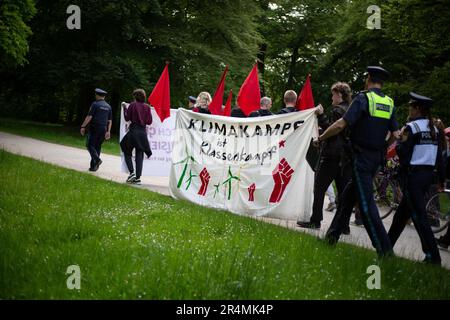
[318,66,400,258]
[80,88,112,171]
[121,89,153,185]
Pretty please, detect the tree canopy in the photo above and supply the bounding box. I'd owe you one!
[0,0,449,129]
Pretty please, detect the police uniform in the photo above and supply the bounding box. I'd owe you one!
[325,66,398,257]
[248,109,273,117]
[388,92,444,264]
[85,88,112,170]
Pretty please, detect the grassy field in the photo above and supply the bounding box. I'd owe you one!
[0,117,120,155]
[1,150,450,299]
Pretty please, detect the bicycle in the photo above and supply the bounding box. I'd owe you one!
[425,187,450,233]
[373,158,403,220]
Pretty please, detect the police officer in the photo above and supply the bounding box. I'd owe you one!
[80,88,112,171]
[277,90,298,114]
[249,97,273,117]
[317,66,399,257]
[388,92,444,265]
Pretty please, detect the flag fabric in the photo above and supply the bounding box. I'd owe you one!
[149,64,171,122]
[237,64,261,116]
[223,89,233,116]
[296,74,315,111]
[209,66,229,116]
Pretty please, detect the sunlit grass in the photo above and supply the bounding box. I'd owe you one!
[0,150,449,299]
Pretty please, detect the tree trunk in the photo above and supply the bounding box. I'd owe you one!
[287,45,299,90]
[257,43,267,96]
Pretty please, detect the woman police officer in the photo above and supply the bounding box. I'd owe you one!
[388,92,445,265]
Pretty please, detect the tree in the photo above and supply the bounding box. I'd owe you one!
[0,0,36,67]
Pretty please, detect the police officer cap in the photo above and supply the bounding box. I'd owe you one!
[95,88,107,95]
[367,66,390,81]
[409,92,433,108]
[188,96,197,103]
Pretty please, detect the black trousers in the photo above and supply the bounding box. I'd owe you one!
[442,226,450,243]
[326,150,393,257]
[310,157,351,224]
[388,170,441,263]
[124,150,144,179]
[86,126,106,168]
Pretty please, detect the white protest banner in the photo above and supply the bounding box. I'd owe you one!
[120,104,177,177]
[169,108,318,221]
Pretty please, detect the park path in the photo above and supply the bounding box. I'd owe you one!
[1,131,449,269]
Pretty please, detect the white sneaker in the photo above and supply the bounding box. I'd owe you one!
[126,173,136,183]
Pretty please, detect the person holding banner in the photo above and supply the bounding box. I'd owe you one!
[277,90,298,114]
[193,92,212,114]
[249,97,273,117]
[297,82,352,232]
[121,89,153,185]
[318,66,400,258]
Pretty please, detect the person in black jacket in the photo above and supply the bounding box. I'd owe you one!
[277,90,298,114]
[297,82,353,231]
[249,97,273,117]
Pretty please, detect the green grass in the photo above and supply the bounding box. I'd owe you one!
[0,117,120,155]
[1,150,450,299]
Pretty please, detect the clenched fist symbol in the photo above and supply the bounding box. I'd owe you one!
[248,183,256,202]
[269,158,294,203]
[198,168,210,196]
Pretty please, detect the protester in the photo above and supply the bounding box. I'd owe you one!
[297,82,352,233]
[388,92,445,265]
[230,106,247,118]
[277,90,298,114]
[120,89,153,185]
[249,97,273,117]
[319,66,399,258]
[193,92,212,114]
[80,88,112,172]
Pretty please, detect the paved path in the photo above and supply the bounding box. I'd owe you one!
[1,131,449,269]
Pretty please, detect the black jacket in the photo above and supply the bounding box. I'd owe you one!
[277,106,297,114]
[249,109,273,117]
[318,102,349,159]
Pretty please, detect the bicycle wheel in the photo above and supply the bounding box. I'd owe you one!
[375,179,400,219]
[425,193,450,233]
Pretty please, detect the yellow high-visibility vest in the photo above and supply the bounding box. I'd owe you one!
[366,91,394,120]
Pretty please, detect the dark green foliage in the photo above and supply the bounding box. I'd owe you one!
[0,0,449,129]
[0,0,36,67]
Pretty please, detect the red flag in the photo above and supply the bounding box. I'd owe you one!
[296,74,315,110]
[223,89,233,116]
[148,64,171,122]
[237,64,261,116]
[209,66,228,115]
